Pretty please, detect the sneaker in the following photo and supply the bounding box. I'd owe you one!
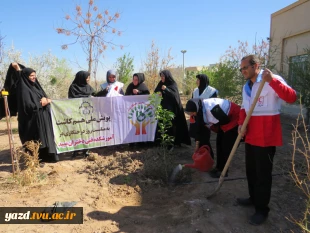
[236,197,253,206]
[249,212,268,225]
[209,170,228,178]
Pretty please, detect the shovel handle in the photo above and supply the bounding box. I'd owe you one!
[223,80,266,174]
[207,80,266,198]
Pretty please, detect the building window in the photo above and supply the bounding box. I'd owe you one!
[288,54,309,88]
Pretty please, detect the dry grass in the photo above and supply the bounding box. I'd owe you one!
[287,113,310,232]
[13,141,47,186]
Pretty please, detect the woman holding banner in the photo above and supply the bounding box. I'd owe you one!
[95,69,124,97]
[11,62,59,163]
[125,73,150,96]
[68,70,95,158]
[68,70,95,98]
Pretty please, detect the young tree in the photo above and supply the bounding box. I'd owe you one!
[0,44,24,88]
[28,51,73,98]
[223,39,270,68]
[209,39,271,103]
[182,64,243,104]
[56,0,122,77]
[141,41,174,92]
[114,53,134,84]
[290,113,310,232]
[0,41,72,99]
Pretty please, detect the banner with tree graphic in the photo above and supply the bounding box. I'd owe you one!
[50,95,157,153]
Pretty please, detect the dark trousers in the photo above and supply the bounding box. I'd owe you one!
[190,121,215,158]
[216,126,238,171]
[198,127,214,159]
[245,143,276,215]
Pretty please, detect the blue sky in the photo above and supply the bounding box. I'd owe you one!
[0,0,296,77]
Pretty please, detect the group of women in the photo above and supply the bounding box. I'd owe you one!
[8,63,194,162]
[8,62,239,178]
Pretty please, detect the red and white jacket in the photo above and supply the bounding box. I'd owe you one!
[100,81,124,97]
[193,86,218,99]
[202,98,240,132]
[238,71,297,147]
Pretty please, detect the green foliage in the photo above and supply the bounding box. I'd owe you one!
[182,62,243,104]
[0,45,73,99]
[28,54,73,99]
[145,93,175,183]
[288,48,310,107]
[209,61,243,104]
[149,93,175,149]
[287,48,310,124]
[182,70,197,97]
[114,53,134,85]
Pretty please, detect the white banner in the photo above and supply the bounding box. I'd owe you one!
[50,95,157,153]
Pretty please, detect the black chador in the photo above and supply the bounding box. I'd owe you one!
[17,66,58,162]
[68,71,95,98]
[125,73,150,96]
[154,70,191,146]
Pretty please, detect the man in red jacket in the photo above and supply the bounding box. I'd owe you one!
[237,55,297,225]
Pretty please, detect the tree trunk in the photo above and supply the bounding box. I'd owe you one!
[88,38,94,74]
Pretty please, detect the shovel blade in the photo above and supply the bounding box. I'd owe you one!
[169,164,183,183]
[206,176,225,199]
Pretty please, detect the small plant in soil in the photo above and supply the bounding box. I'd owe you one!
[142,94,176,184]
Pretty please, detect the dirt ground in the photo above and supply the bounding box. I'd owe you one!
[0,114,306,233]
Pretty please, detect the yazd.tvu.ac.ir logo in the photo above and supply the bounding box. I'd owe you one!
[128,103,154,135]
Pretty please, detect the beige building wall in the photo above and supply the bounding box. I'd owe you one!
[185,66,203,72]
[270,0,310,116]
[270,0,310,74]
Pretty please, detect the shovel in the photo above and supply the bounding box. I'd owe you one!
[206,79,266,199]
[2,91,17,174]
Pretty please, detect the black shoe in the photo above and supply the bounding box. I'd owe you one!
[249,212,268,225]
[209,167,219,174]
[209,170,228,178]
[236,197,253,206]
[54,154,59,162]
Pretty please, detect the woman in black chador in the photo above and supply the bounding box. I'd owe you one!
[125,73,150,96]
[68,70,95,157]
[12,62,58,162]
[154,70,191,147]
[68,70,95,98]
